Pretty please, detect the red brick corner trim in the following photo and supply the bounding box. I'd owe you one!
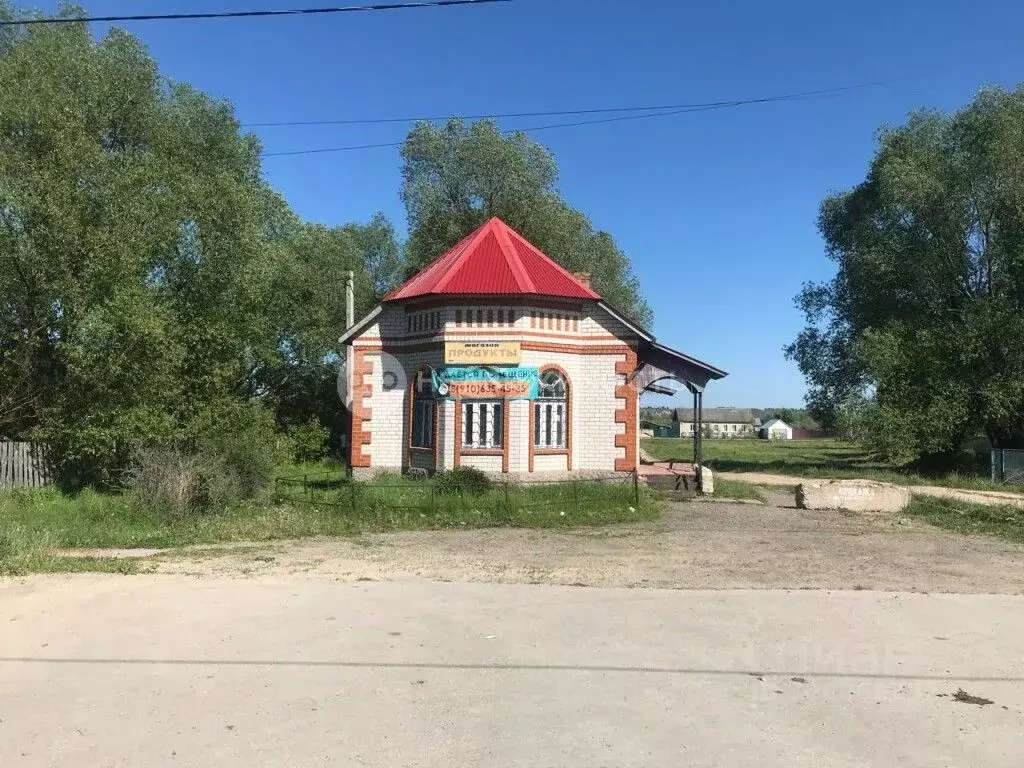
[614,347,638,472]
[349,349,373,468]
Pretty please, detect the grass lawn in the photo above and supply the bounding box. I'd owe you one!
[0,471,658,575]
[906,496,1024,544]
[642,437,1013,492]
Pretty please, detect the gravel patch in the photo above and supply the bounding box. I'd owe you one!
[141,499,1024,594]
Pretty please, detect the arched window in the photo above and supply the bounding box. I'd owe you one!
[411,367,435,449]
[534,369,568,449]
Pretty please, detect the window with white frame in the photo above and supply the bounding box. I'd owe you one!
[534,369,567,449]
[462,400,503,449]
[411,369,435,449]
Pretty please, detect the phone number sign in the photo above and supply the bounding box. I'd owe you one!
[432,366,539,399]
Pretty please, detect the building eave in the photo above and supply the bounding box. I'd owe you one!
[338,304,382,346]
[596,301,654,342]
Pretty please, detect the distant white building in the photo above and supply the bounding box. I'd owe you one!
[758,418,793,440]
[672,408,755,438]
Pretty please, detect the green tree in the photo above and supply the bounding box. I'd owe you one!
[258,213,400,451]
[0,6,275,481]
[400,119,653,328]
[787,87,1024,461]
[0,5,405,478]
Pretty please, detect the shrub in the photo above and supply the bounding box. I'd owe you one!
[125,447,204,520]
[434,466,492,495]
[283,422,330,463]
[188,401,277,500]
[126,403,278,519]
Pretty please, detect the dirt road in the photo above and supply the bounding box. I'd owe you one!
[719,471,1024,508]
[134,499,1024,593]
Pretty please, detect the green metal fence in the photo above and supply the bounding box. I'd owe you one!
[991,449,1024,484]
[641,421,678,438]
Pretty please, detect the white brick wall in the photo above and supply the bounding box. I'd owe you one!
[517,348,624,471]
[364,351,403,469]
[460,453,503,473]
[508,399,530,471]
[438,399,455,470]
[533,453,568,472]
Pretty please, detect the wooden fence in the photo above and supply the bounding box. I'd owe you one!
[0,441,53,489]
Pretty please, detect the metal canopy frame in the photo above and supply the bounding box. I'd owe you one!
[632,341,726,493]
[685,382,704,480]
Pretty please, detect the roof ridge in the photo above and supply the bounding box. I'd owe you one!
[491,218,536,292]
[431,220,491,294]
[382,219,487,300]
[503,224,601,299]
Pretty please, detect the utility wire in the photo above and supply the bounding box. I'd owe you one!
[260,106,728,156]
[260,81,889,157]
[0,0,510,26]
[265,140,408,156]
[249,81,884,128]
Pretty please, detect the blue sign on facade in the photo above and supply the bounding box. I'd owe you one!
[433,366,540,400]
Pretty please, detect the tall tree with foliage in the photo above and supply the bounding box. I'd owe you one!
[0,4,401,480]
[259,210,400,452]
[787,87,1024,462]
[0,9,271,478]
[401,119,653,328]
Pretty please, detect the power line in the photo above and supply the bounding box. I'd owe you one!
[260,106,726,156]
[249,100,752,128]
[248,81,884,128]
[260,80,892,157]
[0,0,510,27]
[265,140,407,156]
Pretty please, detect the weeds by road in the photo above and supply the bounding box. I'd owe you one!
[0,475,657,575]
[905,496,1024,544]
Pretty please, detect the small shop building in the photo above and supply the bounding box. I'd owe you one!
[340,217,726,480]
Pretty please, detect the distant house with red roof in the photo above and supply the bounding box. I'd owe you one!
[340,218,727,479]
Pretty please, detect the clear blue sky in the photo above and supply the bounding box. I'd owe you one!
[43,0,1023,407]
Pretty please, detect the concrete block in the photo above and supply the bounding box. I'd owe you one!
[699,465,714,495]
[796,479,911,513]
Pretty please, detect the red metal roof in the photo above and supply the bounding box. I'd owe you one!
[384,218,601,302]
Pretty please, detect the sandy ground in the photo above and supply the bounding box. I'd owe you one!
[116,496,1024,594]
[719,471,1024,508]
[1,578,1023,767]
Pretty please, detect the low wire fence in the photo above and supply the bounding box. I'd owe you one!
[273,470,646,528]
